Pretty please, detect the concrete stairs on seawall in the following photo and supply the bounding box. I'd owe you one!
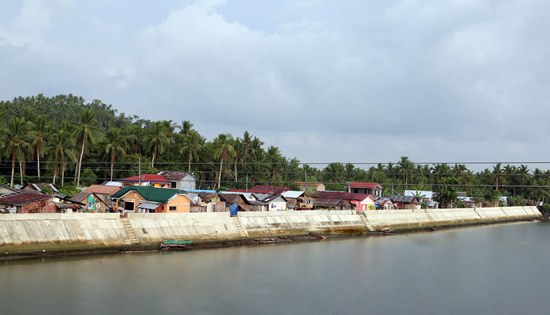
[232,217,249,238]
[359,213,376,232]
[121,218,140,245]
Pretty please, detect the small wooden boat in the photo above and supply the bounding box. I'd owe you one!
[254,238,278,244]
[160,240,193,250]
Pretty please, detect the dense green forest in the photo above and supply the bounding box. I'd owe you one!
[1,94,549,206]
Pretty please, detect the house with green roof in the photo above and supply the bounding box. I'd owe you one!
[111,186,192,213]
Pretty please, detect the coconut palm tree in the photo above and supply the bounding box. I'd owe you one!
[233,131,253,183]
[493,163,504,191]
[265,145,284,184]
[73,109,98,187]
[103,128,126,181]
[143,121,170,168]
[46,126,78,186]
[4,117,32,187]
[29,115,50,180]
[213,134,236,190]
[397,156,414,188]
[121,124,141,154]
[248,136,265,184]
[180,130,204,173]
[179,120,194,137]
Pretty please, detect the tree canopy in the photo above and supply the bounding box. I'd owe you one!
[0,94,549,206]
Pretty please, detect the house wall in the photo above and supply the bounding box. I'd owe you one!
[348,187,382,198]
[160,195,191,213]
[267,201,287,211]
[83,194,109,213]
[175,175,196,190]
[20,200,55,213]
[359,202,375,211]
[296,198,314,210]
[115,191,144,213]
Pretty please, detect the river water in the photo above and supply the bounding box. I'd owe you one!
[2,222,550,315]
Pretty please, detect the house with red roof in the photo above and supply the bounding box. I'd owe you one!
[313,191,375,212]
[247,185,291,195]
[157,171,196,190]
[119,174,171,188]
[346,182,383,198]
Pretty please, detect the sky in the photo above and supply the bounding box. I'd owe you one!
[1,0,549,167]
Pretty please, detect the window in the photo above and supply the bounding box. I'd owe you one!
[169,206,177,211]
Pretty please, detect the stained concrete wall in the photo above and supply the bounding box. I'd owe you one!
[0,207,542,250]
[363,206,541,231]
[237,210,364,237]
[0,213,127,247]
[127,212,241,242]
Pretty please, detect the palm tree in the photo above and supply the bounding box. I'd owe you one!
[265,145,284,183]
[323,162,346,190]
[493,163,504,191]
[73,109,98,187]
[143,121,170,168]
[121,124,141,154]
[4,117,32,187]
[30,115,50,180]
[248,136,265,184]
[46,126,78,186]
[179,120,194,137]
[103,128,126,181]
[517,165,531,196]
[179,130,204,173]
[213,134,236,190]
[234,131,253,183]
[397,156,414,188]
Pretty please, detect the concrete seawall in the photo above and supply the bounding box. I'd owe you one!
[0,206,542,255]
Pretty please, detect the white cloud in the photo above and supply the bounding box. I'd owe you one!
[1,0,550,165]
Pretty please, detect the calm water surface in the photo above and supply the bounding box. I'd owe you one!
[2,222,550,315]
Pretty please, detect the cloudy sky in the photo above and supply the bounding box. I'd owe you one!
[1,0,549,167]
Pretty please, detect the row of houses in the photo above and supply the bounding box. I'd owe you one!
[0,171,438,214]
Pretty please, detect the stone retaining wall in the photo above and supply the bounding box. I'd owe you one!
[237,210,364,237]
[127,212,241,242]
[0,207,542,251]
[0,213,126,247]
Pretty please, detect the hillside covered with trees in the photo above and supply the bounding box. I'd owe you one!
[1,94,549,206]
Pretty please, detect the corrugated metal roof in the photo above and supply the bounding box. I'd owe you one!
[282,191,305,199]
[0,192,52,206]
[83,185,121,195]
[259,194,287,203]
[314,191,373,201]
[112,186,186,203]
[248,185,290,194]
[157,171,195,181]
[390,195,417,203]
[347,182,382,189]
[313,199,351,207]
[138,202,161,210]
[119,174,170,183]
[404,190,433,199]
[70,192,89,203]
